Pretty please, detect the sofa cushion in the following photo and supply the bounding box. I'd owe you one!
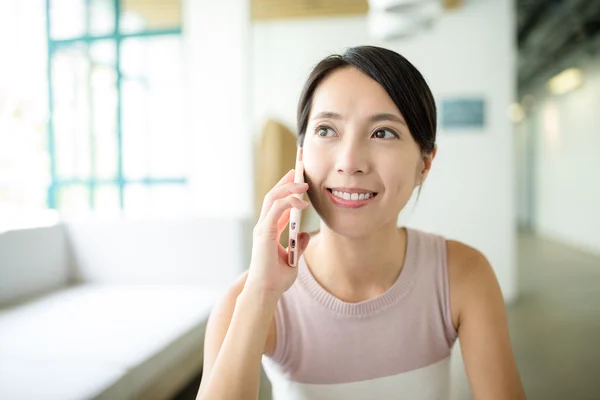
[64,217,249,286]
[0,224,71,306]
[0,284,225,399]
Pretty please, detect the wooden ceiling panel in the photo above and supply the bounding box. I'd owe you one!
[251,0,369,21]
[251,0,463,21]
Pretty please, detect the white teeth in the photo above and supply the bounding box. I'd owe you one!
[331,190,375,201]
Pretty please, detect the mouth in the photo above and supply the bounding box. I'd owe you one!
[326,188,378,208]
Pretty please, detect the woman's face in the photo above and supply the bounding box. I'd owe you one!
[303,67,427,238]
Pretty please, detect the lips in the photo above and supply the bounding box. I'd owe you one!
[326,188,378,209]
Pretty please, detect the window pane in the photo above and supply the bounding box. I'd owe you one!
[120,0,181,34]
[50,0,86,40]
[52,41,118,182]
[121,36,186,179]
[94,184,120,211]
[89,40,116,66]
[124,183,149,213]
[57,185,90,211]
[52,44,92,180]
[121,79,148,179]
[89,41,118,180]
[90,0,116,36]
[51,0,116,39]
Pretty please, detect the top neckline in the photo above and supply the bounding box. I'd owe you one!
[296,227,419,317]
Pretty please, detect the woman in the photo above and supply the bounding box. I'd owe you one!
[197,46,526,400]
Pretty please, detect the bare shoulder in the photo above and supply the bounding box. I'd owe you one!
[202,271,277,378]
[445,241,526,398]
[446,240,503,329]
[446,240,494,280]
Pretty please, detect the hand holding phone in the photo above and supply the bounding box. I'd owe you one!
[245,156,309,297]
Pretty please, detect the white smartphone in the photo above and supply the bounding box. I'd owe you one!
[288,147,304,267]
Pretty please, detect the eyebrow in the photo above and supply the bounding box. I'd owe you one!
[312,111,406,126]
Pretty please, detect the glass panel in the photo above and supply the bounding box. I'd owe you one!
[121,36,186,179]
[120,0,181,34]
[89,0,116,36]
[52,41,118,181]
[51,0,116,39]
[94,184,120,211]
[121,79,149,179]
[123,183,149,213]
[89,41,118,179]
[52,44,92,180]
[91,65,118,179]
[89,40,116,66]
[50,0,86,40]
[57,185,90,210]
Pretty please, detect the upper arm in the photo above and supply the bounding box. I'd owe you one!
[200,271,277,385]
[447,241,526,400]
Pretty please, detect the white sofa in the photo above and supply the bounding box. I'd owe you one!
[0,216,251,400]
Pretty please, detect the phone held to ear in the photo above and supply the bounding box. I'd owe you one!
[288,147,304,267]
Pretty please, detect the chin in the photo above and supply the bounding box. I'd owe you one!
[318,211,385,239]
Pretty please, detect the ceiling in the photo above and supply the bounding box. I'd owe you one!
[517,0,600,92]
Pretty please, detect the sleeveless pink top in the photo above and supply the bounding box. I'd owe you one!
[262,228,458,399]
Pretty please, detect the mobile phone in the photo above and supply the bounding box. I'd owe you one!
[288,147,304,267]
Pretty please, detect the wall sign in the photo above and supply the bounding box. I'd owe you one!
[441,98,485,129]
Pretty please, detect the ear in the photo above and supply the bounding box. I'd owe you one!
[417,145,437,186]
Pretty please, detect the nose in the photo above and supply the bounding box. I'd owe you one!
[334,139,369,176]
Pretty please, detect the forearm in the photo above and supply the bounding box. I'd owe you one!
[197,287,278,400]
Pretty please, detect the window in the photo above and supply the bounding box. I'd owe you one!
[1,0,188,217]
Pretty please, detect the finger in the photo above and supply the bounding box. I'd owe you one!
[275,169,295,187]
[277,208,291,235]
[259,170,295,220]
[259,181,309,222]
[262,196,309,238]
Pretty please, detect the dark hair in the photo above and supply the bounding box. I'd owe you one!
[296,45,436,154]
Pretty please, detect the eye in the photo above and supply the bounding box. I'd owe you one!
[372,129,399,139]
[316,126,337,137]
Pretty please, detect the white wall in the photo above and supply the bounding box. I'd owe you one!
[251,0,517,300]
[183,0,253,219]
[522,55,600,255]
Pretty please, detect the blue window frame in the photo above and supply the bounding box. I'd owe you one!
[46,0,187,211]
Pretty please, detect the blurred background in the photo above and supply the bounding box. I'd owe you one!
[0,0,598,399]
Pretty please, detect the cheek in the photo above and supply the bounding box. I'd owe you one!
[301,155,323,202]
[382,158,421,195]
[301,141,329,184]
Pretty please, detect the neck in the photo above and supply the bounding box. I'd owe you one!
[305,222,408,303]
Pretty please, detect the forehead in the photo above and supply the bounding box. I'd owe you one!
[309,67,401,117]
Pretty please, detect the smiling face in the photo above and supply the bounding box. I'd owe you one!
[302,66,427,238]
